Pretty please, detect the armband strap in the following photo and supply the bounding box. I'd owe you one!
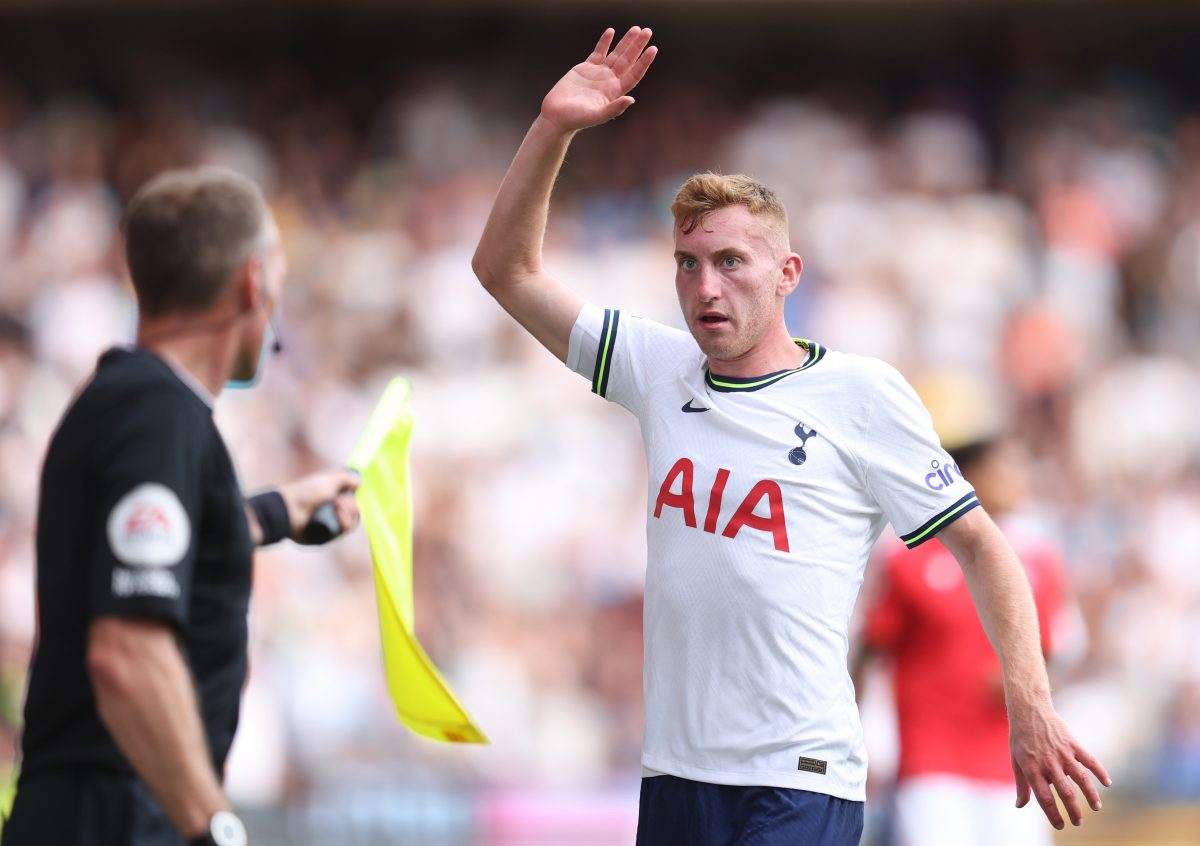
[247,490,290,546]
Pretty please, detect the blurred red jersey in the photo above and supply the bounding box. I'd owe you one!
[862,518,1066,784]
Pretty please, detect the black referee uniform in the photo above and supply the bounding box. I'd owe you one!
[4,347,252,845]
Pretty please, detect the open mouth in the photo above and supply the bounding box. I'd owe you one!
[699,315,728,327]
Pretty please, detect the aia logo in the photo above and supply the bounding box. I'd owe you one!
[789,422,819,466]
[654,457,790,552]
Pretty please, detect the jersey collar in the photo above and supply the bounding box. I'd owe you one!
[143,347,216,409]
[705,339,826,393]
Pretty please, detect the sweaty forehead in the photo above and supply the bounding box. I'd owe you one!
[674,205,785,256]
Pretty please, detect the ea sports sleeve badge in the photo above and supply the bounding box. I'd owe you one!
[348,377,487,745]
[107,482,192,568]
[105,481,192,603]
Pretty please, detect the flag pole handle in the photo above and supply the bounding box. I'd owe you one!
[300,501,343,544]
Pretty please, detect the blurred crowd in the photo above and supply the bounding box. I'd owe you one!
[1,15,1200,842]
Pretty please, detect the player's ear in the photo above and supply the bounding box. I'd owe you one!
[778,253,803,297]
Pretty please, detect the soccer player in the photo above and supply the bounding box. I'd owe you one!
[852,407,1074,846]
[471,26,1110,845]
[2,168,360,846]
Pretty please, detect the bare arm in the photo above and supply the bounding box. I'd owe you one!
[939,508,1111,830]
[471,26,657,362]
[88,617,227,840]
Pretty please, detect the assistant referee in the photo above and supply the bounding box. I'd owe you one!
[2,167,359,846]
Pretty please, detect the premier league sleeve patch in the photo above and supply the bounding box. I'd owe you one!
[106,482,192,568]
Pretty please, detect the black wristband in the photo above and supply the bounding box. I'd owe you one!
[247,490,290,546]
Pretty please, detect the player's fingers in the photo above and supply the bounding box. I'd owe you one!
[589,28,616,63]
[622,44,658,92]
[1075,744,1113,790]
[597,95,636,123]
[1012,757,1032,809]
[1032,775,1065,830]
[1051,768,1084,827]
[608,26,646,73]
[1067,759,1103,812]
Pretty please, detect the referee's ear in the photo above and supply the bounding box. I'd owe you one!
[233,255,265,314]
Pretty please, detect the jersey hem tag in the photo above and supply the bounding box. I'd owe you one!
[798,756,828,775]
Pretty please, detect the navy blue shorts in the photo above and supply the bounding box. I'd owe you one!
[636,775,864,846]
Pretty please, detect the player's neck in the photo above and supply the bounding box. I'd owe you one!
[706,326,806,379]
[137,316,238,399]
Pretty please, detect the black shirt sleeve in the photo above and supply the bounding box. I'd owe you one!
[86,390,207,626]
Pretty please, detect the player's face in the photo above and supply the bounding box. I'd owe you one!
[674,205,796,363]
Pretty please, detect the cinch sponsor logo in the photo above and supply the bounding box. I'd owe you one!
[653,457,789,552]
[924,459,964,491]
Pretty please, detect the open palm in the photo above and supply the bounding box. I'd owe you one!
[542,27,658,132]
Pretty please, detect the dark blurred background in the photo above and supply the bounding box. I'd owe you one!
[2,2,1199,844]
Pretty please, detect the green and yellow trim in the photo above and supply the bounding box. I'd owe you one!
[900,492,981,548]
[705,338,827,393]
[591,309,621,397]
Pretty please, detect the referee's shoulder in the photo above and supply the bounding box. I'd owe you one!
[73,348,208,431]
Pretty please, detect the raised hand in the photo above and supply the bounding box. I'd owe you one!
[541,26,658,133]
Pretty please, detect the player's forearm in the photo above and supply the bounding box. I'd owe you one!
[88,618,229,839]
[942,512,1052,708]
[472,116,574,289]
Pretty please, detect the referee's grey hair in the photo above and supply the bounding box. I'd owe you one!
[122,167,270,317]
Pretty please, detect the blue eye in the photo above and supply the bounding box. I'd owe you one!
[722,256,740,268]
[680,258,697,271]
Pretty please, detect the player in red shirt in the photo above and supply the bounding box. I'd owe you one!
[854,418,1072,846]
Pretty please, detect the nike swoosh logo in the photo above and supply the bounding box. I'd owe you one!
[681,400,710,413]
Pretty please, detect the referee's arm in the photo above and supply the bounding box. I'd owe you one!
[87,617,228,840]
[940,508,1111,830]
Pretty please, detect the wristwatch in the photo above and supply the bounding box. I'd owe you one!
[189,811,248,846]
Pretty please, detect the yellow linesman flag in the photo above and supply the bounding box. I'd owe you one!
[349,378,487,744]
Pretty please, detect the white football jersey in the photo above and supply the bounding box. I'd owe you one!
[567,303,980,801]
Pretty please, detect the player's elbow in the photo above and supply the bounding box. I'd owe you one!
[471,248,499,291]
[471,245,538,295]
